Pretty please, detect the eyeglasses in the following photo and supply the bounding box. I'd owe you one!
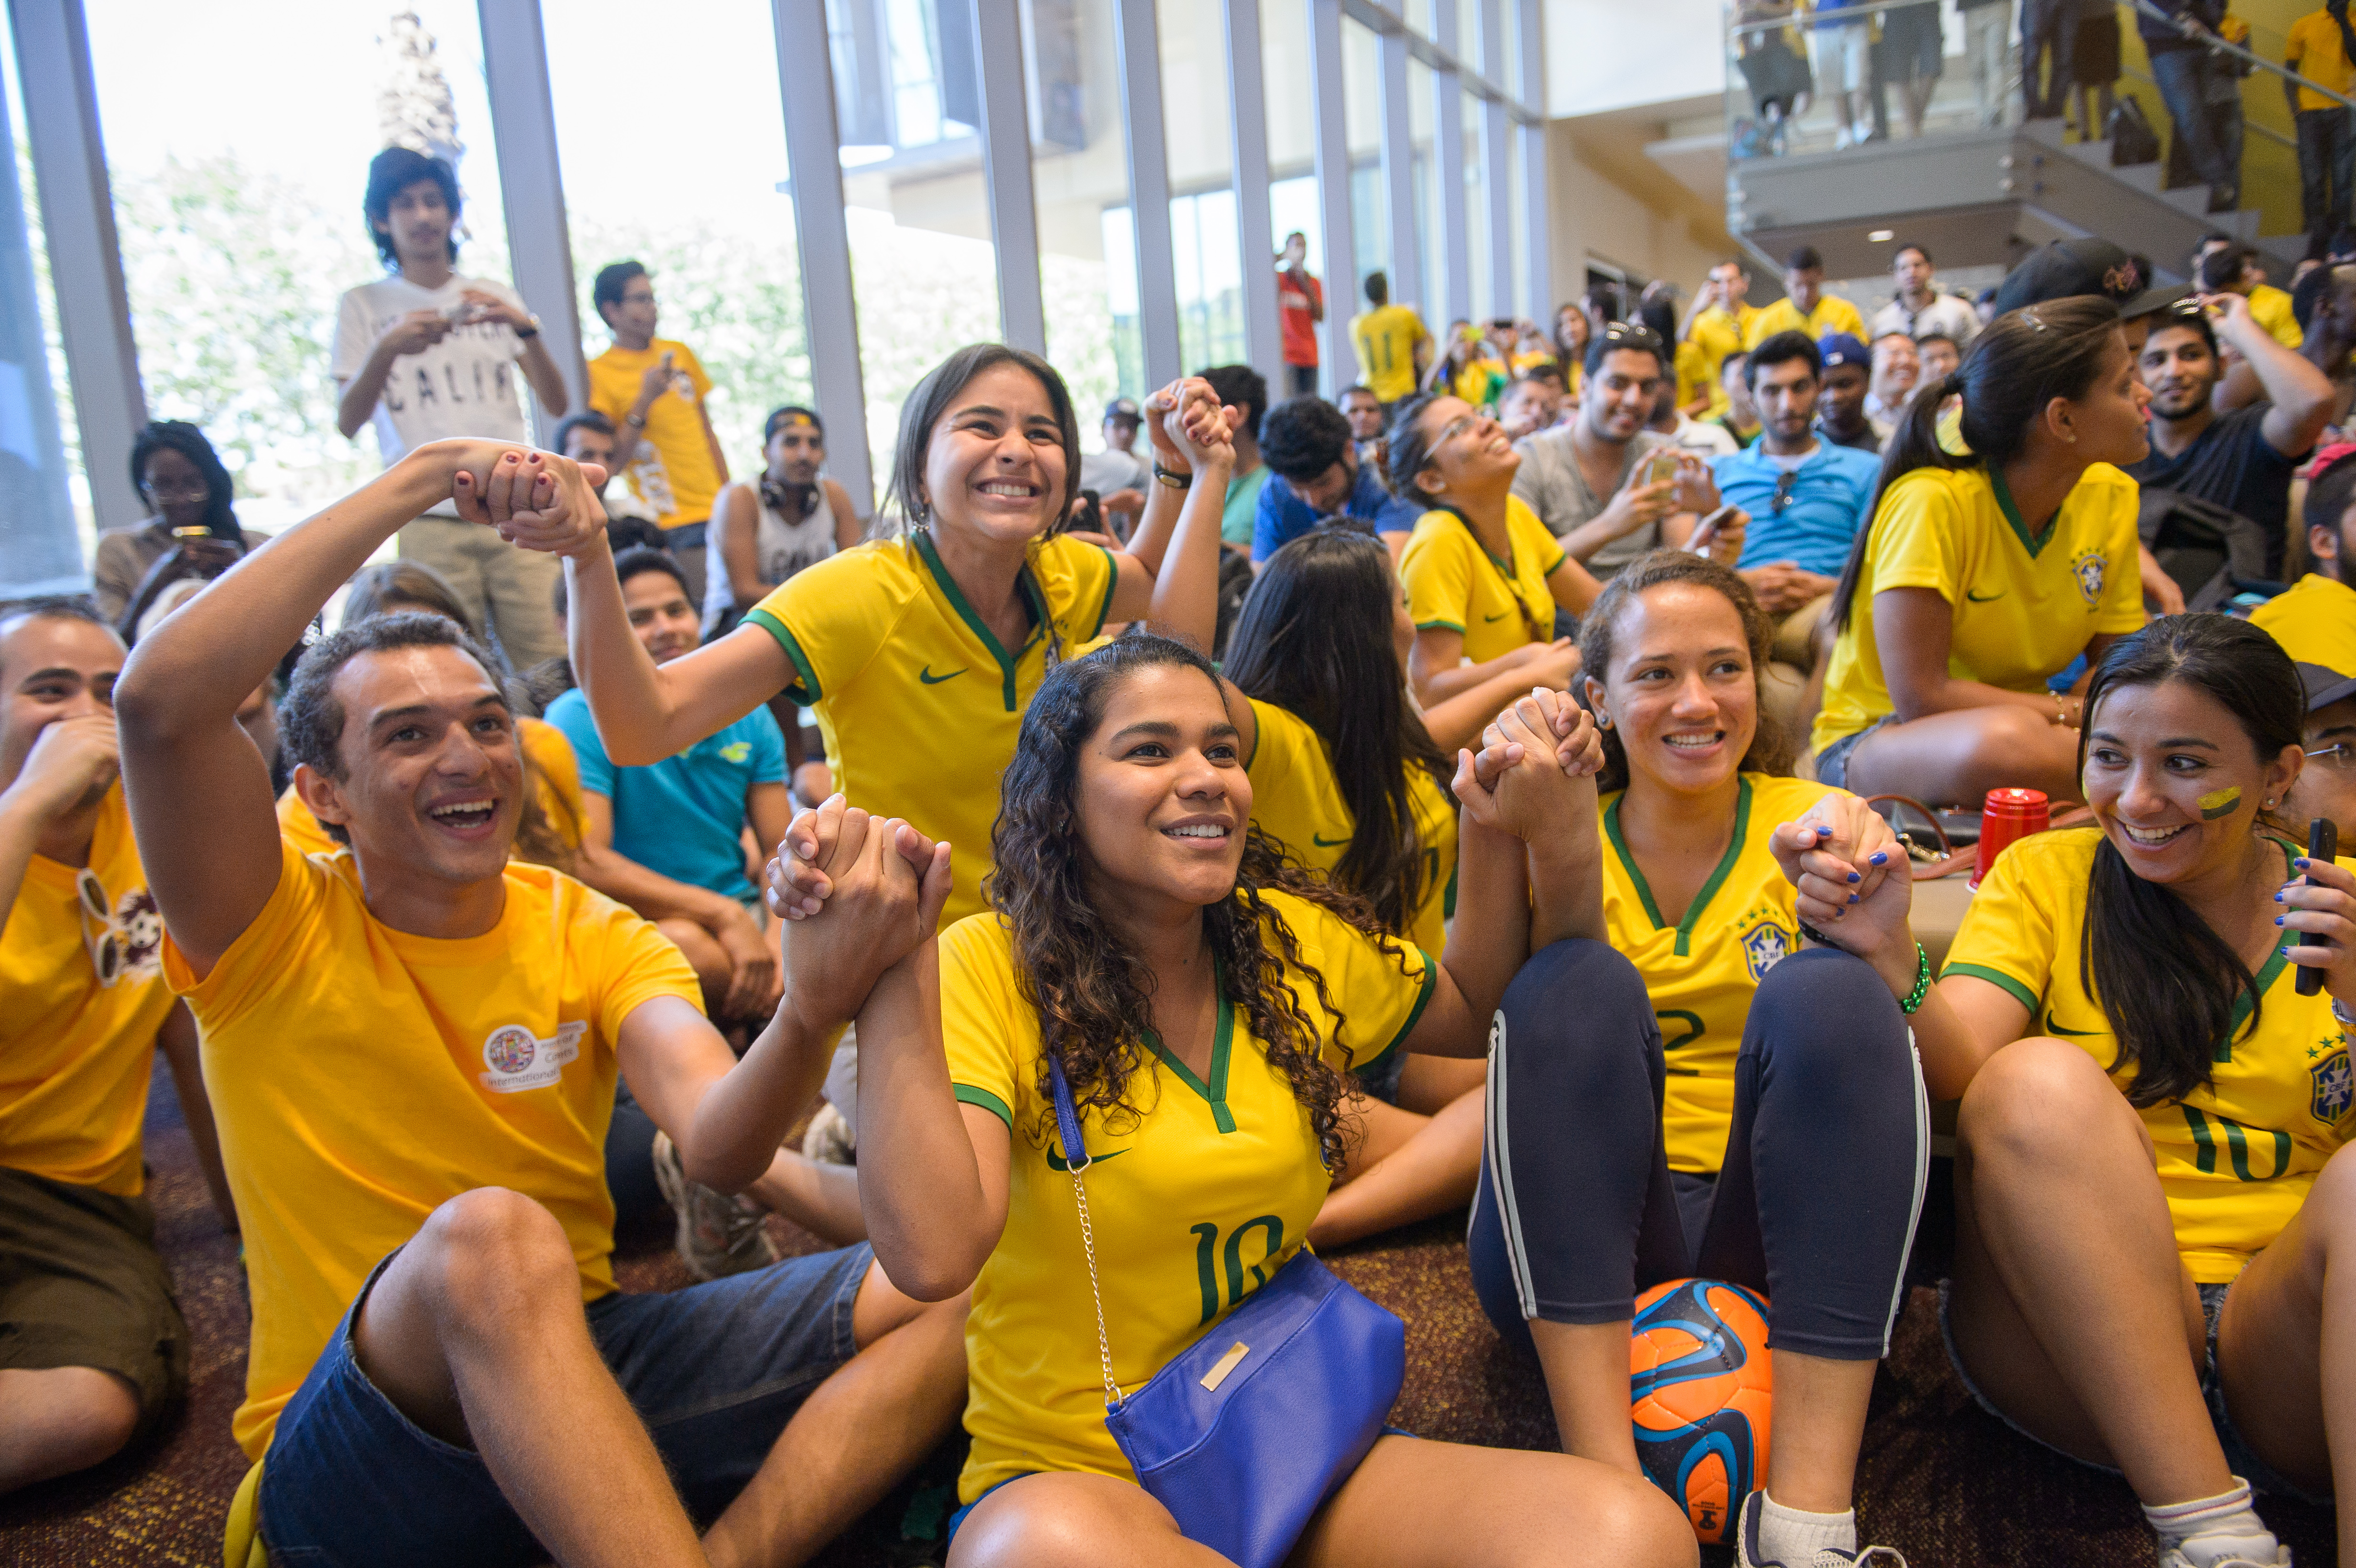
[76,869,123,987]
[141,479,212,504]
[1771,470,1799,514]
[2308,742,2356,771]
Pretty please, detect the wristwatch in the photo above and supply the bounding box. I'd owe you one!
[513,314,542,339]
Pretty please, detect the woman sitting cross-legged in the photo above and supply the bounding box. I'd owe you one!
[1832,614,2352,1568]
[1464,548,1928,1568]
[771,634,1696,1568]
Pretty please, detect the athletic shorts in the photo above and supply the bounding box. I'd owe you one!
[1811,714,1895,791]
[0,1165,189,1435]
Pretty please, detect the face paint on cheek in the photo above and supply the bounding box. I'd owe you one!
[2198,785,2243,821]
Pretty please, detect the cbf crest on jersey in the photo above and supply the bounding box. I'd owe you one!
[1739,916,1792,983]
[2313,1046,2353,1127]
[2071,546,2106,607]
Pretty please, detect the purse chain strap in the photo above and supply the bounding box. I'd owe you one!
[1066,1161,1124,1409]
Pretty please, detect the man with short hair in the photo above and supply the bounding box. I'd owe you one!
[1870,242,1979,345]
[1277,231,1325,397]
[1078,398,1151,532]
[2287,661,2356,842]
[1512,324,1737,577]
[1710,350,1762,447]
[112,441,966,1568]
[1350,270,1431,405]
[2128,292,2333,579]
[1250,395,1421,563]
[1915,330,1962,383]
[1499,374,1563,441]
[331,147,571,668]
[2200,245,2305,348]
[1685,261,1760,419]
[2252,448,2356,672]
[1645,366,1737,457]
[1863,331,1920,434]
[552,411,664,533]
[1198,365,1273,549]
[587,262,732,608]
[1745,247,1868,348]
[0,598,227,1495]
[1338,382,1391,474]
[1813,333,1881,452]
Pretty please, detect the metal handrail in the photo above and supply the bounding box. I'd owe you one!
[2119,63,2300,150]
[1727,0,1941,43]
[2128,0,2356,112]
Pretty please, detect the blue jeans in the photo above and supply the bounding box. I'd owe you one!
[2299,107,2356,240]
[257,1241,875,1567]
[2150,46,2234,191]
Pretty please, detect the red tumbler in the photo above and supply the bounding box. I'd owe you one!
[1972,788,2050,890]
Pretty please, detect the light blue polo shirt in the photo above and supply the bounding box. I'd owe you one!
[1712,439,1883,579]
[545,687,786,900]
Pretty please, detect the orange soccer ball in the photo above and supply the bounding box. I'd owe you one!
[1628,1278,1774,1546]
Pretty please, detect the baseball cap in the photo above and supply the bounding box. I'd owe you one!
[1817,332,1870,370]
[2299,661,2356,713]
[1993,237,2189,319]
[1104,397,1142,425]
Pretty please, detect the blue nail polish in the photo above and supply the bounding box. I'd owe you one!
[2276,891,2286,902]
[2276,915,2286,926]
[1847,871,1861,883]
[2297,857,2312,868]
[1869,851,1888,866]
[1815,825,1832,836]
[2284,946,2296,957]
[1848,893,1859,904]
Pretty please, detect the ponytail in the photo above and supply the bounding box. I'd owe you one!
[1828,296,2124,632]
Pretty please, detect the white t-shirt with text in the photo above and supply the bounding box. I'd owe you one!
[331,274,532,509]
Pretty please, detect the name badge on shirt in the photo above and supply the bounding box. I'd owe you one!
[479,1021,586,1094]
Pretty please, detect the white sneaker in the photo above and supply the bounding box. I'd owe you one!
[2159,1540,2293,1568]
[802,1100,855,1165]
[650,1129,780,1281]
[1736,1492,1909,1568]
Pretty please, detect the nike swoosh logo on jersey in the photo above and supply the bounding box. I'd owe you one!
[919,665,967,685]
[1047,1146,1129,1173]
[1483,611,1511,622]
[2045,1013,2101,1036]
[1964,588,2005,602]
[1311,833,1350,847]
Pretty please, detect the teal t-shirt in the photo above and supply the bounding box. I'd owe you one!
[545,687,786,899]
[1222,463,1273,547]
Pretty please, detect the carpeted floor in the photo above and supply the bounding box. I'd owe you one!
[2,1064,2337,1566]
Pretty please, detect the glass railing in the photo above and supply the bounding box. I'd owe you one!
[1723,0,2345,251]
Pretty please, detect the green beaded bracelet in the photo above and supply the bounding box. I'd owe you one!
[1797,923,1932,1014]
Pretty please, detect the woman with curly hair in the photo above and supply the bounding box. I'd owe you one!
[772,631,1693,1567]
[1466,549,1927,1568]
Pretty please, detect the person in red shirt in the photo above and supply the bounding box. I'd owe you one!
[1278,231,1325,396]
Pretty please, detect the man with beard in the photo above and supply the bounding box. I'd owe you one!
[1812,333,1881,453]
[2254,445,2356,672]
[2125,292,2334,580]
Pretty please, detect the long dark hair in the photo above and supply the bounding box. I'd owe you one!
[1575,550,1792,794]
[129,421,242,544]
[1381,392,1448,502]
[1830,296,2124,632]
[1224,529,1453,936]
[2079,615,2305,1107]
[987,634,1408,1172]
[888,343,1082,531]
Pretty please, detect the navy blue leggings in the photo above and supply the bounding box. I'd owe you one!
[1467,939,1928,1361]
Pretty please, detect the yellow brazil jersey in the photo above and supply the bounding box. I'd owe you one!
[1602,774,1841,1173]
[1243,698,1460,954]
[1812,463,2144,754]
[1744,294,1866,350]
[1450,359,1509,411]
[1353,305,1429,403]
[939,892,1435,1501]
[164,839,701,1458]
[2248,285,2304,351]
[1689,305,1757,417]
[1674,339,1715,418]
[2288,10,2356,111]
[746,530,1117,927]
[273,717,588,865]
[1400,499,1565,669]
[1944,829,2356,1282]
[0,783,174,1195]
[2251,573,2356,675]
[587,338,721,527]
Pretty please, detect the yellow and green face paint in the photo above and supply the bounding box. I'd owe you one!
[2197,785,2242,821]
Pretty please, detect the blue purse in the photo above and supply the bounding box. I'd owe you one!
[1047,1056,1405,1568]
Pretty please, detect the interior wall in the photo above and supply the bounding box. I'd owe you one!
[1542,116,1736,311]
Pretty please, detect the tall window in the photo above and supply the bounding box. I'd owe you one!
[1,18,86,562]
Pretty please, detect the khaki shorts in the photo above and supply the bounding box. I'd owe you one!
[0,1165,190,1433]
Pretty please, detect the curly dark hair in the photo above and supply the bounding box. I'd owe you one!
[987,632,1407,1172]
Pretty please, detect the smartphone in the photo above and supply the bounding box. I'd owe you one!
[1639,450,1680,489]
[1076,488,1103,537]
[2299,817,2339,996]
[171,525,214,539]
[1687,505,1734,556]
[439,300,475,325]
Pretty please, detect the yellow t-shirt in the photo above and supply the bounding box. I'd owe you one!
[1243,698,1460,955]
[1745,294,1867,350]
[2251,572,2356,675]
[1674,339,1715,418]
[1690,305,1758,418]
[587,339,722,528]
[1812,463,2145,754]
[1353,305,1430,403]
[1400,499,1566,668]
[2288,11,2356,111]
[745,531,1118,926]
[1944,829,2355,1282]
[1449,358,1509,410]
[2248,285,2304,351]
[1601,774,1842,1173]
[939,892,1435,1501]
[164,840,701,1458]
[0,784,174,1195]
[273,717,587,865]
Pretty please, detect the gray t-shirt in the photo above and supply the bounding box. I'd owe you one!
[1509,426,1678,577]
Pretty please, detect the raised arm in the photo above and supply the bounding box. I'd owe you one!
[2208,290,2337,457]
[1103,377,1233,649]
[115,442,574,972]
